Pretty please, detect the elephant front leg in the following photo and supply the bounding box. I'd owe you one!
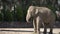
[37,22,40,34]
[33,19,37,33]
[49,23,53,34]
[36,16,41,34]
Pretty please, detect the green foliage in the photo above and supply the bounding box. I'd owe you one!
[22,5,29,21]
[0,13,2,21]
[47,5,57,12]
[4,10,13,21]
[16,5,24,21]
[0,0,57,22]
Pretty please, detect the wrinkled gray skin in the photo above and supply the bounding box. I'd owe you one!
[26,6,55,34]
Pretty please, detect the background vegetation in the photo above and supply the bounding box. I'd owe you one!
[0,0,59,22]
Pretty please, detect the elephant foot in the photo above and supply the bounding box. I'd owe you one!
[33,32,40,34]
[43,32,46,34]
[49,32,53,34]
[33,32,37,34]
[34,31,37,33]
[49,30,53,34]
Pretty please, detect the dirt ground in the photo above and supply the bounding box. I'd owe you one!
[0,28,60,34]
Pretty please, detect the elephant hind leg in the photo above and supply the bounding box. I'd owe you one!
[49,25,53,34]
[49,23,53,34]
[43,23,47,34]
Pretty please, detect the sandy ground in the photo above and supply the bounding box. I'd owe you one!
[0,28,60,34]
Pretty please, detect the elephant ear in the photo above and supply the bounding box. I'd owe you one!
[35,9,39,14]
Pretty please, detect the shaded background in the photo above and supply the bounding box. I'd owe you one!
[0,0,60,28]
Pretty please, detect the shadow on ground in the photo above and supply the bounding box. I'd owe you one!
[0,21,60,28]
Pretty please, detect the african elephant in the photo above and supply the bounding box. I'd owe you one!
[26,6,56,34]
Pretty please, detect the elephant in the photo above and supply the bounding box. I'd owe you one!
[26,6,56,34]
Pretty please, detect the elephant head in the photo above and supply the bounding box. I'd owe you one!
[26,6,37,23]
